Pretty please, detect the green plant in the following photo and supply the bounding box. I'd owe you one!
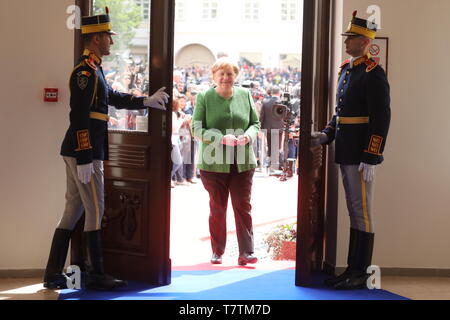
[264,222,297,259]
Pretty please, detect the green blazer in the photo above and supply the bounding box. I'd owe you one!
[192,87,261,173]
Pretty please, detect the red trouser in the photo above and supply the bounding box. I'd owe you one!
[200,165,255,256]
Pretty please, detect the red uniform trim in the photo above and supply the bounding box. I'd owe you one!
[85,58,97,71]
[75,130,92,151]
[365,59,378,72]
[340,59,351,68]
[365,135,383,155]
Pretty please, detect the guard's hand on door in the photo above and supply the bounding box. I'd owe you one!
[311,132,328,146]
[144,87,170,111]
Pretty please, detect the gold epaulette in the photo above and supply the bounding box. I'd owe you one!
[338,59,351,77]
[340,59,350,68]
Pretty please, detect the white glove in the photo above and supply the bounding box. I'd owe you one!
[221,134,238,147]
[358,162,375,182]
[311,132,328,146]
[144,87,170,111]
[77,163,94,184]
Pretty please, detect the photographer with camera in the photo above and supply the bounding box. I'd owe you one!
[259,86,283,171]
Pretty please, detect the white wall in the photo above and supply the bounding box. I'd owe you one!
[0,0,74,270]
[333,0,450,270]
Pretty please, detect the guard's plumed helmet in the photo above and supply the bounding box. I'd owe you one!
[81,7,118,35]
[341,11,377,40]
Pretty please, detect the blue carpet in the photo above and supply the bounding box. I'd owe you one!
[59,269,408,300]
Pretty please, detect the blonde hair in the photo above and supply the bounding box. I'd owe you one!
[211,58,240,77]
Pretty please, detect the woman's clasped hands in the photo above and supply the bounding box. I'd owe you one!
[221,134,251,146]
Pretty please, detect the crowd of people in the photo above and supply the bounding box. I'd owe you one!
[101,56,302,185]
[170,63,302,186]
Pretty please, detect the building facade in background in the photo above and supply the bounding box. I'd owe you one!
[131,0,303,69]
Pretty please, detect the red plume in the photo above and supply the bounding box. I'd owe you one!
[105,6,110,15]
[352,10,357,18]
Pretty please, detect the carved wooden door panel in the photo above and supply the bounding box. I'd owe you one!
[99,0,174,285]
[295,0,330,287]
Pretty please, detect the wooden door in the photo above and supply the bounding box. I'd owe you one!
[295,0,331,287]
[103,0,174,286]
[71,0,175,286]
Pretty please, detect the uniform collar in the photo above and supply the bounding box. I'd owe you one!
[350,53,371,68]
[83,49,102,65]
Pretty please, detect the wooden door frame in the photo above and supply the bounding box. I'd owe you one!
[70,0,92,270]
[322,0,341,276]
[147,0,175,285]
[70,0,174,285]
[295,0,332,287]
[71,0,336,287]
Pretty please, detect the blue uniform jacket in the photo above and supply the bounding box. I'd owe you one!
[61,50,146,165]
[323,55,391,165]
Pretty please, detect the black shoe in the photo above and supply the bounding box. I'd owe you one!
[324,228,358,287]
[83,230,128,291]
[211,253,222,264]
[324,268,352,287]
[333,270,370,290]
[86,273,128,291]
[43,229,72,289]
[238,253,258,266]
[333,231,375,290]
[44,274,70,290]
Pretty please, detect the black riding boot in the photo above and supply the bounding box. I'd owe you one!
[43,228,72,289]
[82,230,127,290]
[324,228,358,287]
[334,230,375,290]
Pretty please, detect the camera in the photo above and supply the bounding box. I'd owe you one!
[270,85,301,181]
[272,91,299,127]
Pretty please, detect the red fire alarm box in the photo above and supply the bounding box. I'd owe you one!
[44,88,58,102]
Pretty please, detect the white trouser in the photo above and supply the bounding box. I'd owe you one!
[340,165,375,234]
[57,157,104,232]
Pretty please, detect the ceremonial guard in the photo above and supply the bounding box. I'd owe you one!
[313,11,391,290]
[43,8,169,290]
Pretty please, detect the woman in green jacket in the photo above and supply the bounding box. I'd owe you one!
[192,58,261,266]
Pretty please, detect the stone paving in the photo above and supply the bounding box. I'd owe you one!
[170,169,298,266]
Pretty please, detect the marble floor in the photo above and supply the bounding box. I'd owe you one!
[0,276,450,300]
[4,171,448,300]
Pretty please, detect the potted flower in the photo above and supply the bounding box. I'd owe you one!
[264,222,297,260]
